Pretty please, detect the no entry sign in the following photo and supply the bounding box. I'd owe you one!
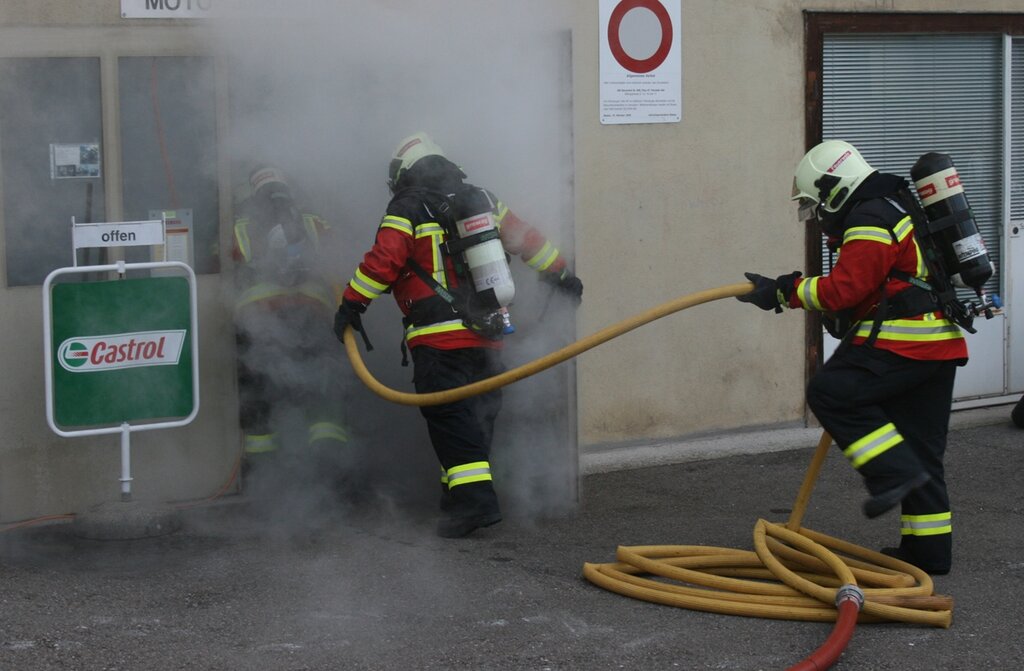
[599,0,682,124]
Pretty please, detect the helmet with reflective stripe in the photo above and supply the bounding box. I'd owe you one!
[249,164,292,201]
[387,132,446,190]
[791,140,876,214]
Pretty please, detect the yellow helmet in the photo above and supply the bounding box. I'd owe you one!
[387,132,447,190]
[791,140,875,214]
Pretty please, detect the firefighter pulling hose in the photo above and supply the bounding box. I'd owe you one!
[338,139,1000,667]
[339,282,956,630]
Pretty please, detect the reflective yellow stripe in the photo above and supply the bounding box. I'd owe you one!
[415,223,445,237]
[236,281,334,310]
[412,222,448,287]
[405,319,470,341]
[446,461,492,488]
[843,225,894,245]
[494,201,509,228]
[900,511,952,536]
[234,218,253,263]
[526,241,559,271]
[853,316,963,342]
[843,422,902,468]
[440,468,449,486]
[308,421,349,444]
[244,433,278,454]
[797,276,823,311]
[381,215,413,236]
[913,239,928,278]
[891,216,913,243]
[302,213,322,245]
[350,268,389,300]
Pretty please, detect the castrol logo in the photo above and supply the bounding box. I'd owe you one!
[58,330,186,373]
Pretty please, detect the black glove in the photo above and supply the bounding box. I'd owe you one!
[542,270,583,303]
[736,271,801,313]
[333,299,367,343]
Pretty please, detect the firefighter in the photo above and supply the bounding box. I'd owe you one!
[333,132,583,538]
[736,140,967,575]
[233,164,351,491]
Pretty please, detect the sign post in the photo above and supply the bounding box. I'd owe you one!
[43,218,199,502]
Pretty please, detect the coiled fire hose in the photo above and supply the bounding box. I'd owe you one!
[341,282,953,669]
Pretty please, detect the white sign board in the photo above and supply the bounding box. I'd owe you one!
[149,209,195,269]
[50,143,101,179]
[599,0,682,125]
[121,0,214,19]
[73,220,166,250]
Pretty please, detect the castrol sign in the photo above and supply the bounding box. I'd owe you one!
[46,274,195,429]
[58,330,186,373]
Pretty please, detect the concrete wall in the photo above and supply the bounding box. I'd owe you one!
[2,0,1023,521]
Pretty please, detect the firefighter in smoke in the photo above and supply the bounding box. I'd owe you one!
[736,140,968,575]
[333,132,583,538]
[233,164,351,490]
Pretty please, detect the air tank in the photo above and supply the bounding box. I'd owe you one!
[910,152,993,292]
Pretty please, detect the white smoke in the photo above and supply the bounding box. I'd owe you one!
[212,1,578,525]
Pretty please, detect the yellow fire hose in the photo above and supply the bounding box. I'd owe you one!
[341,282,953,630]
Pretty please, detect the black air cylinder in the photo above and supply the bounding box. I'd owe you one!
[910,152,993,292]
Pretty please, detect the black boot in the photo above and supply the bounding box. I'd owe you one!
[1012,394,1024,429]
[436,510,502,539]
[881,546,950,576]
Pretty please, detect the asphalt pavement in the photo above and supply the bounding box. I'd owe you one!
[1,405,1021,670]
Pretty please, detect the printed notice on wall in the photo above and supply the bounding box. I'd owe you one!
[599,0,682,125]
[50,143,101,179]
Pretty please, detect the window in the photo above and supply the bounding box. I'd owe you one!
[0,51,219,287]
[119,56,219,274]
[821,34,1002,301]
[0,58,106,286]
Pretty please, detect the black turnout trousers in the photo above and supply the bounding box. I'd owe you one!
[411,346,505,516]
[806,344,958,566]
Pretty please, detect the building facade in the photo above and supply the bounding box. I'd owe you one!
[1,0,1021,522]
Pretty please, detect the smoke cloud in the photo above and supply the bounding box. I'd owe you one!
[213,0,579,527]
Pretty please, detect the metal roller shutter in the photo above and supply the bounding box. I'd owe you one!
[821,33,1002,301]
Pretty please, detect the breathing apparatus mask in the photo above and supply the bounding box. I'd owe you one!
[249,165,310,284]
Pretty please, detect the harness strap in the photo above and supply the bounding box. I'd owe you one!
[919,208,973,235]
[444,228,500,256]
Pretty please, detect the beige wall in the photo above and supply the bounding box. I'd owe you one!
[2,0,1024,521]
[568,0,1024,446]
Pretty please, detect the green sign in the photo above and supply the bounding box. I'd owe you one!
[51,277,193,428]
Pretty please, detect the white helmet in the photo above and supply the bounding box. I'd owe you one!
[248,164,292,201]
[791,140,875,214]
[387,132,446,190]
